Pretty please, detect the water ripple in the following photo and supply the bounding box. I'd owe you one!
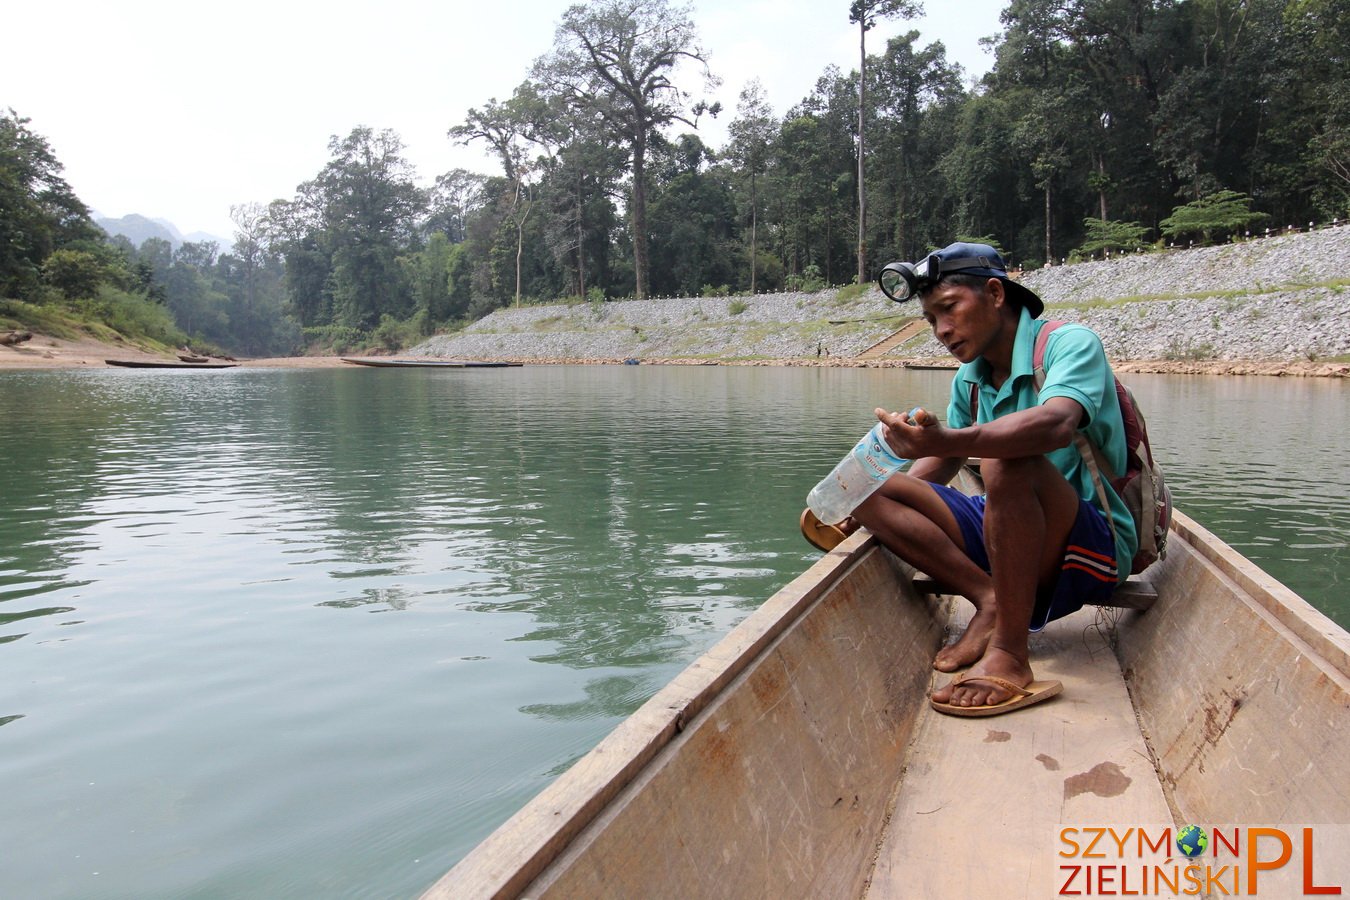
[0,366,1344,898]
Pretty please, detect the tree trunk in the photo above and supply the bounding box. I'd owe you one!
[631,137,650,300]
[515,218,524,308]
[512,178,527,308]
[576,169,586,298]
[749,169,758,294]
[856,19,868,286]
[825,213,833,286]
[1044,183,1054,265]
[1098,154,1108,221]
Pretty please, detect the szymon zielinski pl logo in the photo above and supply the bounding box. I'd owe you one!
[1057,825,1347,896]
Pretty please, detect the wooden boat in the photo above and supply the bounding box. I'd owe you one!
[422,483,1350,898]
[178,354,210,363]
[339,357,522,368]
[106,359,238,369]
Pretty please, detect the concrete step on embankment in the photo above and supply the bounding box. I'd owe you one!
[855,318,926,360]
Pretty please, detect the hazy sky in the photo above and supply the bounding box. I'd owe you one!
[4,0,1007,240]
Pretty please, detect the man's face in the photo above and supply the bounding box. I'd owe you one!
[918,278,1006,364]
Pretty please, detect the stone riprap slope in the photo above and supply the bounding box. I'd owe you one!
[411,225,1350,364]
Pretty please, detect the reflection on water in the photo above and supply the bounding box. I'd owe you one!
[0,365,1344,898]
[1125,374,1349,603]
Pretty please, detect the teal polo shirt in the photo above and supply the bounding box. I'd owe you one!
[944,307,1139,578]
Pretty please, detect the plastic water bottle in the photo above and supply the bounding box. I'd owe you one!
[806,408,926,524]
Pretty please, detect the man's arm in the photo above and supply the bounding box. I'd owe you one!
[877,397,1084,463]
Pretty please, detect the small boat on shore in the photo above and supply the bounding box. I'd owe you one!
[106,359,238,369]
[422,478,1350,898]
[340,358,522,368]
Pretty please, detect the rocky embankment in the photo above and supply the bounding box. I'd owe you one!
[411,226,1350,376]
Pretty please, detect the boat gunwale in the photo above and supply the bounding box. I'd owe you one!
[1170,511,1350,679]
[423,532,881,898]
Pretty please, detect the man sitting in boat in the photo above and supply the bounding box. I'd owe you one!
[848,242,1136,716]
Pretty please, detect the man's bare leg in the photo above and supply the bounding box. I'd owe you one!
[852,475,997,671]
[929,456,1081,708]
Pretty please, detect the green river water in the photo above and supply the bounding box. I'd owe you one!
[0,365,1345,898]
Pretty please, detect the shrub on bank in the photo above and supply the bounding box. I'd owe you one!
[85,286,187,348]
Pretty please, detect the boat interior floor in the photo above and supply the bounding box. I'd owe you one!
[866,602,1173,897]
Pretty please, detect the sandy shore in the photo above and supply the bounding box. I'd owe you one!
[2,332,1346,377]
[0,334,349,369]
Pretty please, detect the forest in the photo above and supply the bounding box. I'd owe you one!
[2,0,1347,357]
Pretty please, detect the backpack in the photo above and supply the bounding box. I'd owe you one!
[968,320,1172,575]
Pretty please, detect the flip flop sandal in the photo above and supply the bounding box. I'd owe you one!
[930,674,1063,717]
[800,508,848,552]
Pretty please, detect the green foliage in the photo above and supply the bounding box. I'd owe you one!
[1160,191,1270,244]
[0,298,85,340]
[42,249,107,300]
[1070,218,1152,260]
[85,284,188,347]
[834,282,872,302]
[0,109,102,301]
[535,0,717,299]
[702,284,731,297]
[785,264,826,293]
[369,313,421,352]
[727,298,748,315]
[301,324,366,354]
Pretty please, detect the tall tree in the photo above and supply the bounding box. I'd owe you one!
[728,79,775,293]
[534,0,719,300]
[867,30,964,262]
[0,109,100,300]
[424,169,487,244]
[646,133,738,296]
[230,202,268,320]
[1290,0,1350,214]
[536,113,624,300]
[305,127,425,328]
[451,85,549,307]
[848,0,921,284]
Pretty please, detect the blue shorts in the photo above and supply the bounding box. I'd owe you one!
[929,484,1120,631]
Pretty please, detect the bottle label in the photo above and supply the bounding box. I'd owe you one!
[852,426,903,482]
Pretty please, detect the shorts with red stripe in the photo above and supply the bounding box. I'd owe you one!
[929,484,1120,631]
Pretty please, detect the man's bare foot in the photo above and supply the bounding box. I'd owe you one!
[930,646,1034,708]
[933,606,995,672]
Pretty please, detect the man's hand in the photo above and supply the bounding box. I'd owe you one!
[874,406,939,459]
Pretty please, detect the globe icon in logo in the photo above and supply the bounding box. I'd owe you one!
[1176,824,1208,858]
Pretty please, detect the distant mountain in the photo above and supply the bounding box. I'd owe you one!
[94,213,232,252]
[96,213,178,248]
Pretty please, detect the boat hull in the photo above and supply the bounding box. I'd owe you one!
[105,359,238,369]
[424,511,1350,898]
[426,539,944,898]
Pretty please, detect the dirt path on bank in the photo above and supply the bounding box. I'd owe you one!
[1,332,1346,377]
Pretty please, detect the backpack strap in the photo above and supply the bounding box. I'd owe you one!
[1032,321,1123,563]
[967,319,1070,425]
